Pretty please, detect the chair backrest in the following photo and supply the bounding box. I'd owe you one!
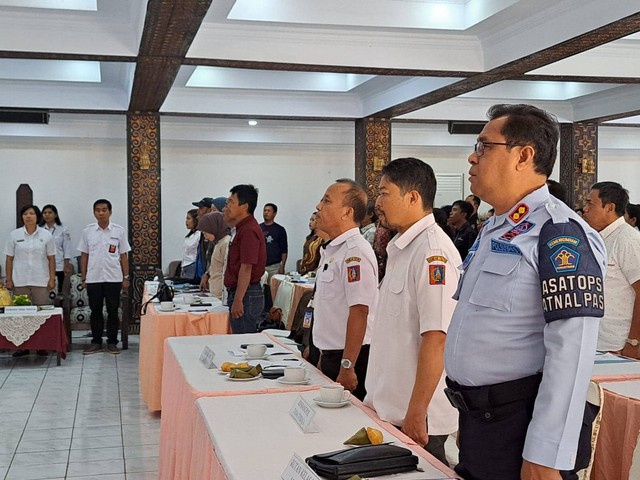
[166,260,181,277]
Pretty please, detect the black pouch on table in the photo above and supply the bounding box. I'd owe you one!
[305,444,419,480]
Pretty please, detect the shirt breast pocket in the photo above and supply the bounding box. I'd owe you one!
[317,269,335,299]
[385,275,405,317]
[469,254,521,312]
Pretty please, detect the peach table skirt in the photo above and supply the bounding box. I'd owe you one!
[158,333,331,480]
[139,303,230,412]
[191,391,459,480]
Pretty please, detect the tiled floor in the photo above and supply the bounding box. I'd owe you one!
[0,334,159,480]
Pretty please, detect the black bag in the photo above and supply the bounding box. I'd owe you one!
[141,283,174,315]
[306,444,419,480]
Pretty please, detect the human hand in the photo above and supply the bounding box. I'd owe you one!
[231,298,244,319]
[521,460,561,480]
[47,278,56,290]
[336,368,357,392]
[5,279,14,290]
[621,344,640,360]
[402,409,429,446]
[121,278,130,291]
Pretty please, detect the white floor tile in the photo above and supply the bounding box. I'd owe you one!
[125,472,158,480]
[70,435,123,450]
[20,428,73,443]
[5,462,67,480]
[73,425,122,439]
[68,446,123,463]
[124,455,158,473]
[123,443,160,459]
[64,475,125,480]
[10,450,69,467]
[65,458,125,477]
[16,437,72,454]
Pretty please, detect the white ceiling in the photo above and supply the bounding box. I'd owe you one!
[0,0,639,122]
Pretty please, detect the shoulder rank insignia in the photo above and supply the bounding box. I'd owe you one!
[500,221,535,242]
[491,239,522,255]
[347,265,360,282]
[429,265,445,285]
[427,255,448,263]
[345,256,361,264]
[509,203,529,223]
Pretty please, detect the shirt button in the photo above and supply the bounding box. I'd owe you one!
[483,411,493,420]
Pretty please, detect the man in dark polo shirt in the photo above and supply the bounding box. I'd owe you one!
[448,199,478,260]
[260,203,288,311]
[223,184,267,334]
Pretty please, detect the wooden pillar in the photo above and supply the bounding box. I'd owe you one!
[127,113,162,323]
[559,122,598,210]
[355,118,391,204]
[16,184,33,227]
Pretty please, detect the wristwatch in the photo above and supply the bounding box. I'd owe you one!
[340,358,353,369]
[626,338,640,347]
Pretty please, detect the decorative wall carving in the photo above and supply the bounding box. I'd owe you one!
[559,123,598,210]
[355,118,391,204]
[127,114,162,321]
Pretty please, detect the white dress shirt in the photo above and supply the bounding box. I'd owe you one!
[77,222,131,283]
[5,226,56,287]
[182,230,201,267]
[365,214,460,435]
[43,223,72,271]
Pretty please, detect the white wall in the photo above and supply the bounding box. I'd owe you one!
[1,115,638,276]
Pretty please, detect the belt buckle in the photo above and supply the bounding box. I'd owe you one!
[444,387,470,412]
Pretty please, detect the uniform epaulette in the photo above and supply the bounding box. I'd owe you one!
[544,201,570,224]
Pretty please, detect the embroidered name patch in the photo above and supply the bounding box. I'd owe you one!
[500,221,535,242]
[550,247,580,273]
[347,265,360,282]
[427,255,448,263]
[509,203,529,223]
[345,256,361,264]
[429,265,445,285]
[546,236,580,249]
[491,239,522,255]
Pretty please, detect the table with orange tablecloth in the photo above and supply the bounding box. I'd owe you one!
[139,296,230,412]
[158,333,334,480]
[0,308,68,365]
[270,274,314,328]
[190,391,459,479]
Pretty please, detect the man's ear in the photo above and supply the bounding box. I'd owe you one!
[515,145,536,171]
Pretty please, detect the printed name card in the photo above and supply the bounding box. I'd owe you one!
[199,346,216,369]
[4,306,39,314]
[281,453,320,480]
[289,395,318,433]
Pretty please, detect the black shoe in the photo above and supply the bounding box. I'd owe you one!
[83,343,103,355]
[36,350,49,356]
[12,349,29,357]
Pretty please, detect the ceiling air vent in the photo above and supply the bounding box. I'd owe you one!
[0,110,49,124]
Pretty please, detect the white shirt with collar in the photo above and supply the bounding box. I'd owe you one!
[364,214,460,435]
[597,216,640,351]
[77,222,131,283]
[43,223,72,271]
[313,227,378,351]
[4,226,56,287]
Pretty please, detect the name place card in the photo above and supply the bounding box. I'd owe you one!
[281,453,320,480]
[4,306,39,314]
[289,395,318,433]
[199,346,216,369]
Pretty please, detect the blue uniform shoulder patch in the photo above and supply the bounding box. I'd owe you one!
[538,219,604,323]
[491,239,522,255]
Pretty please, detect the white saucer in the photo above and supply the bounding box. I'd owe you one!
[313,397,351,408]
[226,373,262,382]
[157,307,178,312]
[277,377,310,385]
[244,354,269,360]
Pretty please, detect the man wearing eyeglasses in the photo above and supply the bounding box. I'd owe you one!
[444,104,606,480]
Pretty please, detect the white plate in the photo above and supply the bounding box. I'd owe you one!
[39,305,55,310]
[313,397,351,408]
[226,373,263,382]
[276,377,310,385]
[244,354,269,360]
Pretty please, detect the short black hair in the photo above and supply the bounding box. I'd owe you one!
[264,203,278,213]
[466,195,481,208]
[432,208,453,239]
[487,104,559,177]
[335,178,368,224]
[93,198,112,211]
[20,204,42,224]
[546,179,567,204]
[41,204,62,225]
[592,181,629,217]
[452,200,474,219]
[366,203,378,223]
[381,157,437,210]
[230,184,259,215]
[627,203,640,222]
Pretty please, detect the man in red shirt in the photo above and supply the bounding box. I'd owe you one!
[223,184,267,333]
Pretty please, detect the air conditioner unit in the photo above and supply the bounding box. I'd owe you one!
[0,110,49,124]
[448,121,485,135]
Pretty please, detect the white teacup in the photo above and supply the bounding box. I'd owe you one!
[291,273,301,281]
[283,366,306,382]
[159,301,174,311]
[319,385,351,403]
[246,344,267,357]
[183,294,195,304]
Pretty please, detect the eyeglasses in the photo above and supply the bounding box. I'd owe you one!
[473,141,525,157]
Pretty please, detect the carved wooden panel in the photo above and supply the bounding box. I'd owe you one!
[16,184,33,228]
[127,114,162,321]
[559,122,598,210]
[355,118,391,205]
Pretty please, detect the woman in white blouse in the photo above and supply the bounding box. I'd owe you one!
[41,204,73,292]
[181,209,201,280]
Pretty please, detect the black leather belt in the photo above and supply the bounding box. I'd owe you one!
[444,374,542,412]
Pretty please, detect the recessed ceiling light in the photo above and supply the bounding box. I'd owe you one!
[248,120,258,126]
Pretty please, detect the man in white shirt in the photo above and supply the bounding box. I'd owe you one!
[77,199,131,355]
[314,179,378,400]
[583,181,640,359]
[364,158,460,465]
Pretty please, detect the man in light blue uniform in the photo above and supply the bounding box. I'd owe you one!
[444,104,606,480]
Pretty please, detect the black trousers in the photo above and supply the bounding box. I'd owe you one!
[453,387,598,480]
[320,345,369,401]
[56,271,65,293]
[86,282,121,345]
